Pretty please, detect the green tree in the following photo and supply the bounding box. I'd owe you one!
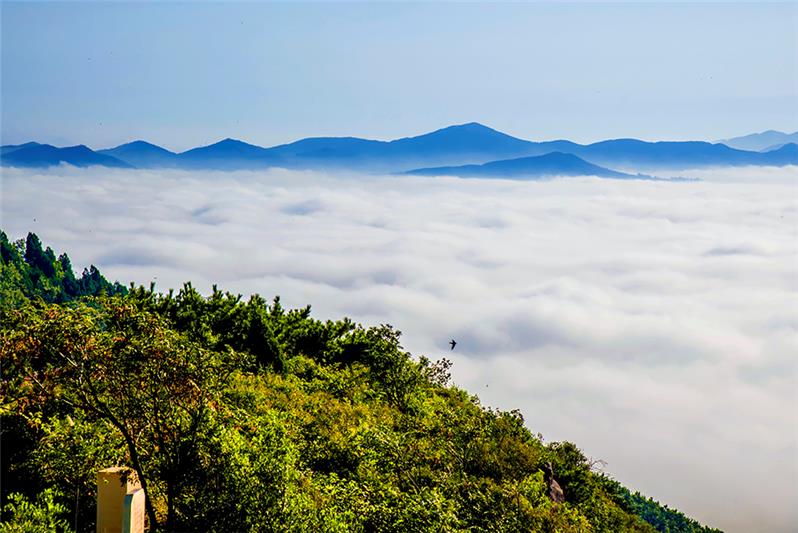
[0,489,72,533]
[0,236,723,533]
[58,254,80,298]
[2,300,233,530]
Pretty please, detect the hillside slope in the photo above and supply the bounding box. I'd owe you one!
[0,231,721,532]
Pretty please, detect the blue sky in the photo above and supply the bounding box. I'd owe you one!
[1,2,796,151]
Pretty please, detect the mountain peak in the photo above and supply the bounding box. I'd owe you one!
[177,137,275,168]
[426,122,506,137]
[126,140,162,148]
[0,141,42,155]
[388,122,533,159]
[67,144,94,153]
[119,140,175,155]
[201,138,265,150]
[181,138,264,152]
[448,121,492,130]
[2,141,41,149]
[97,140,177,166]
[219,137,246,145]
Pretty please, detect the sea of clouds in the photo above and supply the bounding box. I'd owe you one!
[1,165,796,532]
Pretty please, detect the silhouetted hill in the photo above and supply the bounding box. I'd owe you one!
[717,130,798,152]
[569,139,794,169]
[1,144,133,168]
[761,143,788,152]
[406,152,644,179]
[263,123,546,171]
[388,122,536,159]
[0,142,42,155]
[177,138,281,169]
[755,142,797,164]
[99,140,178,168]
[263,136,387,169]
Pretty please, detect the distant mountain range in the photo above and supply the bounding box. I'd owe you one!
[98,140,178,168]
[406,152,653,180]
[2,123,797,179]
[1,142,132,168]
[717,130,798,152]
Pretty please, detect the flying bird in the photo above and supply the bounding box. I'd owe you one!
[449,339,457,350]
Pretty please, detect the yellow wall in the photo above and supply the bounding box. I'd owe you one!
[96,467,141,533]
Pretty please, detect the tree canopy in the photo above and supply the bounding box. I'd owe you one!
[0,232,721,532]
[0,231,126,306]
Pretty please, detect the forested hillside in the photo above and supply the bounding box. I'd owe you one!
[0,232,721,532]
[0,232,126,305]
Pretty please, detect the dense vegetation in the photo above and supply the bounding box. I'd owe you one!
[0,231,126,306]
[0,232,721,532]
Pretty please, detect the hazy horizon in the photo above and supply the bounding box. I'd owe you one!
[4,121,798,155]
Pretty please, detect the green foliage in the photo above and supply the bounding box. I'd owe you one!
[0,231,126,308]
[0,489,72,533]
[2,299,236,529]
[598,476,722,533]
[0,231,722,532]
[23,414,126,529]
[126,283,284,371]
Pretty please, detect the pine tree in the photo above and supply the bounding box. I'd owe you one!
[58,253,80,297]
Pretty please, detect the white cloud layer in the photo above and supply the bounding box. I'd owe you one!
[1,165,796,532]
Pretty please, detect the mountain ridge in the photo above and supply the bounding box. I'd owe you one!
[405,151,646,180]
[98,140,178,168]
[717,130,798,152]
[4,124,797,173]
[1,143,133,168]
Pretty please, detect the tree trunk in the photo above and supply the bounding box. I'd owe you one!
[116,422,159,530]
